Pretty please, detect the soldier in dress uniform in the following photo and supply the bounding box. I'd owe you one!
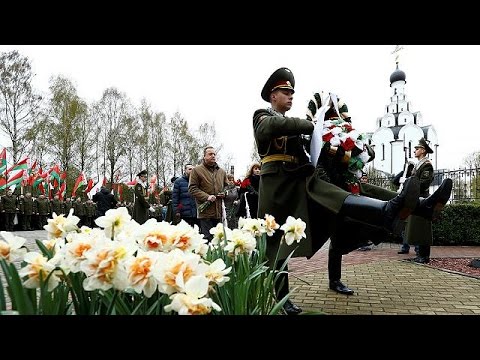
[1,189,18,231]
[254,67,452,314]
[133,170,151,225]
[404,138,436,263]
[20,192,36,231]
[35,194,50,229]
[51,194,64,217]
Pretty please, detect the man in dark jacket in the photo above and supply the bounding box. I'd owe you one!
[93,186,117,218]
[173,164,198,227]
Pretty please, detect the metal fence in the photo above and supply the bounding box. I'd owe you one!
[368,167,480,204]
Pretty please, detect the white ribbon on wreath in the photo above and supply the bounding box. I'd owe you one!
[310,92,335,167]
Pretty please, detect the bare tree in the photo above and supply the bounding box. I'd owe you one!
[47,75,87,172]
[463,151,480,169]
[250,140,260,163]
[139,98,152,174]
[195,122,223,163]
[151,111,170,187]
[24,113,50,170]
[95,87,130,187]
[0,50,42,163]
[75,105,96,173]
[123,114,141,182]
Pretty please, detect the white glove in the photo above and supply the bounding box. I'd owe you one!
[399,177,406,185]
[149,206,155,213]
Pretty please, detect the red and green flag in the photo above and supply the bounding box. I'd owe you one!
[72,172,87,197]
[0,148,6,174]
[84,178,94,194]
[6,157,28,173]
[0,169,25,190]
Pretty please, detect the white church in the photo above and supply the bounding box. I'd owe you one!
[367,62,438,175]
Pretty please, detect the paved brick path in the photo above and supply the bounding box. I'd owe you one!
[289,242,480,315]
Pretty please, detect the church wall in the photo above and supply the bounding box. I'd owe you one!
[371,128,394,174]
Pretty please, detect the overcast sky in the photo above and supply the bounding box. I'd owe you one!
[0,45,477,176]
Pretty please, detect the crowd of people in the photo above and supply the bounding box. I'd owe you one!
[0,187,169,232]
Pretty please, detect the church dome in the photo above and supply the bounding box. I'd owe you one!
[390,64,406,84]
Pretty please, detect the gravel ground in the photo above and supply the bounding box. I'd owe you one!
[428,258,480,278]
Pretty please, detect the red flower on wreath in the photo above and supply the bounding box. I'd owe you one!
[341,137,356,151]
[322,132,335,143]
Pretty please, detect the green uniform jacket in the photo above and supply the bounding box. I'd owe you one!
[405,159,434,246]
[1,195,17,213]
[254,108,349,262]
[63,201,72,215]
[35,198,50,215]
[73,201,86,217]
[20,197,36,215]
[51,199,63,216]
[134,183,149,224]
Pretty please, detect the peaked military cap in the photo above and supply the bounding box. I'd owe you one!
[414,137,433,154]
[137,170,148,177]
[261,67,295,102]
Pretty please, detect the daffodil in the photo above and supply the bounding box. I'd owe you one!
[0,231,26,262]
[280,216,306,245]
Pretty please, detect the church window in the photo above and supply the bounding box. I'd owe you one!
[382,144,385,160]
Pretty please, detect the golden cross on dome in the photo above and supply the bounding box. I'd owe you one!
[391,45,404,65]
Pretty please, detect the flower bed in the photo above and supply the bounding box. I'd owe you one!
[0,208,306,315]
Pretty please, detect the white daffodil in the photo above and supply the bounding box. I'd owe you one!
[42,237,65,253]
[95,207,131,239]
[264,214,280,237]
[63,235,98,273]
[135,220,175,252]
[164,275,221,315]
[224,229,256,257]
[280,216,307,246]
[80,241,134,291]
[238,218,265,238]
[0,231,27,262]
[125,251,159,298]
[44,208,80,240]
[18,252,60,291]
[171,220,207,253]
[193,242,209,258]
[203,258,231,287]
[153,249,204,295]
[209,222,231,246]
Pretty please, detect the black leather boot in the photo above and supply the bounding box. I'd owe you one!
[339,177,420,237]
[412,178,452,220]
[414,245,431,263]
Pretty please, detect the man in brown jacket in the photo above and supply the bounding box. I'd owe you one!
[189,146,228,241]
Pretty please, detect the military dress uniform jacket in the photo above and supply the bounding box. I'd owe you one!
[254,108,349,262]
[405,159,434,246]
[134,182,150,225]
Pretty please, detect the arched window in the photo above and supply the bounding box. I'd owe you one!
[382,144,385,161]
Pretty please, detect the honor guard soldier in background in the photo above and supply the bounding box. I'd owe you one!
[133,170,153,225]
[405,138,436,263]
[1,189,18,231]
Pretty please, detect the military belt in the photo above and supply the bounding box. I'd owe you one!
[261,154,299,164]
